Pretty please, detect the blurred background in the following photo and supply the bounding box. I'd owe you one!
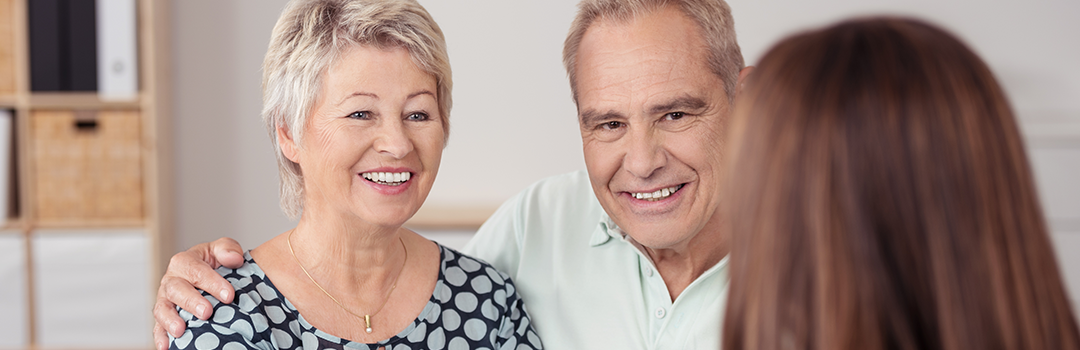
[0,0,1076,348]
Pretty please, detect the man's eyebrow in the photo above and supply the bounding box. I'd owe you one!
[649,96,707,115]
[579,109,623,125]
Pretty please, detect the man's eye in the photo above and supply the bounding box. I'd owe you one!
[664,112,685,121]
[347,111,370,119]
[600,121,624,130]
[407,112,429,121]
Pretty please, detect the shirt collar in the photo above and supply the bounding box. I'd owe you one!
[589,211,626,247]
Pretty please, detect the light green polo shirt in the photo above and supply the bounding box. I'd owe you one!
[463,170,729,349]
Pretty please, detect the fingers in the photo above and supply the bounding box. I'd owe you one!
[209,237,245,269]
[153,321,170,350]
[152,279,190,339]
[152,239,245,341]
[155,269,209,338]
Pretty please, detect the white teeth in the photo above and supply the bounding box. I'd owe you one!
[630,184,683,201]
[361,172,411,186]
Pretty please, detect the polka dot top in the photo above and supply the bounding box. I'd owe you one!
[169,245,544,350]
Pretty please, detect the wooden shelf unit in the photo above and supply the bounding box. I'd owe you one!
[0,0,171,348]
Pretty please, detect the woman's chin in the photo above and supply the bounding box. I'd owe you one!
[353,206,420,228]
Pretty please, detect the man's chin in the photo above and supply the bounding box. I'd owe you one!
[620,223,697,251]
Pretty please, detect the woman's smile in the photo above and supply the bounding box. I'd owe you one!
[360,171,412,186]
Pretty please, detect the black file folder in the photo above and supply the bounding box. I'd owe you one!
[29,0,98,92]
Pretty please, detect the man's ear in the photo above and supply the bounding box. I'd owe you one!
[736,66,755,98]
[277,125,300,163]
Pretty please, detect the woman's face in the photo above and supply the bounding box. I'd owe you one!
[280,45,444,228]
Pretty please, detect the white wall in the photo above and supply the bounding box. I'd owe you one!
[169,0,1080,309]
[172,1,294,250]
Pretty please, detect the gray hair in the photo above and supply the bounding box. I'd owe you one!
[262,0,452,219]
[563,0,743,103]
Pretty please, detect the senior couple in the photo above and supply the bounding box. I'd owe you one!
[157,0,1080,349]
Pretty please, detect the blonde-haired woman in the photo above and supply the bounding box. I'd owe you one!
[167,0,542,349]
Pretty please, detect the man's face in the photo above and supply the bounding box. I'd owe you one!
[576,6,730,250]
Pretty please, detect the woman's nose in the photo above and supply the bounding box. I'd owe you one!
[373,119,414,159]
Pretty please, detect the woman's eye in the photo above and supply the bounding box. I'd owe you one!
[407,112,429,121]
[347,111,370,119]
[664,112,685,121]
[600,121,624,130]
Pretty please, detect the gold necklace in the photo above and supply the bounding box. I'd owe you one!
[287,230,408,334]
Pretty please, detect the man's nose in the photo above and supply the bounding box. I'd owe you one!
[623,126,665,179]
[373,119,414,159]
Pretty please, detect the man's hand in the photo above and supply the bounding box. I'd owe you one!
[152,238,245,350]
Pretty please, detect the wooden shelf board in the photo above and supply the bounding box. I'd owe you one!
[27,92,141,109]
[0,93,16,106]
[0,217,23,230]
[32,218,146,229]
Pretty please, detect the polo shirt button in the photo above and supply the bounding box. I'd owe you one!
[655,308,666,319]
[644,267,654,277]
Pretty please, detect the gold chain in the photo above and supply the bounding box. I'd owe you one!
[287,230,408,334]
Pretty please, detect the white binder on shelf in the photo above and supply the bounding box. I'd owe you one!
[0,109,11,226]
[96,0,138,101]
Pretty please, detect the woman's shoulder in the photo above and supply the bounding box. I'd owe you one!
[436,244,515,289]
[171,252,291,350]
[427,244,543,348]
[432,243,521,310]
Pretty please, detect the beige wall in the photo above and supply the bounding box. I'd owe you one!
[171,0,293,250]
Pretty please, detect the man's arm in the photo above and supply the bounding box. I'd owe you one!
[152,238,246,350]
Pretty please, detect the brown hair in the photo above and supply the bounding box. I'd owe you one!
[562,0,743,104]
[722,17,1080,350]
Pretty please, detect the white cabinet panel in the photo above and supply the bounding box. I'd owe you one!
[0,232,27,348]
[32,230,151,348]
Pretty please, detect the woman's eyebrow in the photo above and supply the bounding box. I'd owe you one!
[336,92,378,106]
[407,90,435,100]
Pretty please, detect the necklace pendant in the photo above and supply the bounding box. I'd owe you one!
[365,314,372,333]
[366,327,373,333]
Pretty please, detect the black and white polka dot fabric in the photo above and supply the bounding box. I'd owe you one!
[169,245,543,350]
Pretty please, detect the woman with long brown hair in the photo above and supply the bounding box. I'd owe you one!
[722,17,1080,350]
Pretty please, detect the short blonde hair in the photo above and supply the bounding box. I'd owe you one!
[262,0,452,219]
[562,0,743,103]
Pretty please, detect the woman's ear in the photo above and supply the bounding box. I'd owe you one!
[277,125,300,163]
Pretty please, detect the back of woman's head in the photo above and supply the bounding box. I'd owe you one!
[722,17,1080,350]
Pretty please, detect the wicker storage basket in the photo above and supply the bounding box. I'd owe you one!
[31,110,142,223]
